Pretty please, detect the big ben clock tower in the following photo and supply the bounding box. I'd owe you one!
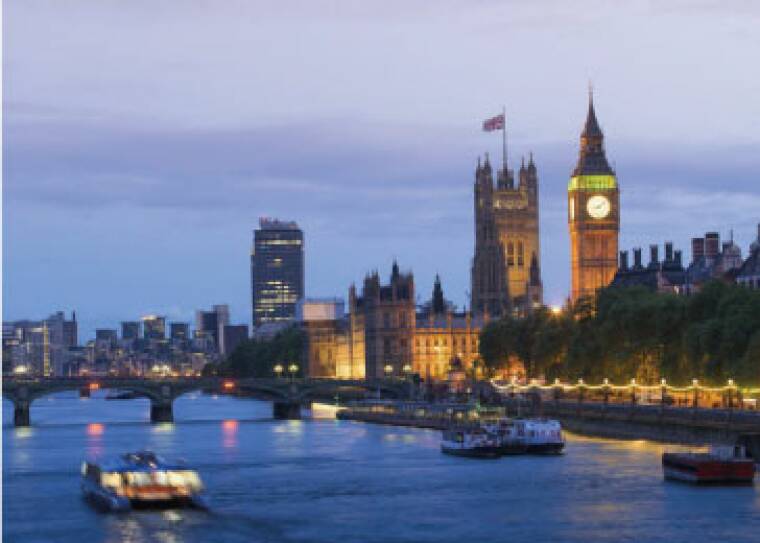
[568,91,619,302]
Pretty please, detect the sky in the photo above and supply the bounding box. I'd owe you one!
[3,1,760,340]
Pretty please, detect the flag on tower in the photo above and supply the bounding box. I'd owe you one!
[482,113,505,132]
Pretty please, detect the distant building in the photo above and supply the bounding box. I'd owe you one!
[611,242,686,294]
[95,328,118,347]
[195,304,229,352]
[4,311,77,375]
[142,315,166,340]
[296,298,345,322]
[170,322,189,341]
[121,321,141,341]
[251,218,304,329]
[222,325,249,357]
[737,224,760,290]
[685,231,742,293]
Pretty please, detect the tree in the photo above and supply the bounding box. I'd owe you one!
[219,326,305,378]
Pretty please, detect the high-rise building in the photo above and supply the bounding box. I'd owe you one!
[471,144,541,315]
[568,91,620,302]
[141,315,166,340]
[251,218,304,328]
[170,322,189,341]
[121,321,141,341]
[222,325,248,357]
[195,304,230,352]
[95,328,118,346]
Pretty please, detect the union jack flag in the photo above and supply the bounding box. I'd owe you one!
[482,113,505,132]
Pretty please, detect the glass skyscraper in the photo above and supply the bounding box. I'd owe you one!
[251,218,304,328]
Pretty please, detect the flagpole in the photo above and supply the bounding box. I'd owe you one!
[502,106,507,172]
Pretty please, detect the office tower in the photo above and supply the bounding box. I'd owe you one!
[169,322,189,341]
[251,218,304,328]
[141,315,166,340]
[121,321,141,341]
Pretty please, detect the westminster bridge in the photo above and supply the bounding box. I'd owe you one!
[2,376,414,427]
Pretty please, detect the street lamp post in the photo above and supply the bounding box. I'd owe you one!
[384,364,393,379]
[273,364,284,379]
[288,363,299,382]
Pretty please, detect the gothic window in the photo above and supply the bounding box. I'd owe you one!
[507,242,515,266]
[383,312,390,329]
[518,241,524,267]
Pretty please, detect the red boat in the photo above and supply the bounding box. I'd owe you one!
[662,452,756,485]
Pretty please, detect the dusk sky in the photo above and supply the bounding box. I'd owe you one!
[4,1,760,339]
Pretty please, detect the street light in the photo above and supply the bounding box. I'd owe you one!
[288,363,299,381]
[384,364,393,378]
[273,364,284,378]
[402,363,412,375]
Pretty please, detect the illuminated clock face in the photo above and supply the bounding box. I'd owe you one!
[586,195,611,219]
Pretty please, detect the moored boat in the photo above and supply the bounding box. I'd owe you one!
[514,418,565,454]
[81,451,208,511]
[662,449,756,485]
[480,418,528,455]
[441,427,501,458]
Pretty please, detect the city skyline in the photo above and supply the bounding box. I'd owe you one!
[5,1,760,338]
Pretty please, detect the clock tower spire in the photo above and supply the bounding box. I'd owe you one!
[568,91,620,302]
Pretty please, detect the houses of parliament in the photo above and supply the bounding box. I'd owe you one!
[299,93,620,380]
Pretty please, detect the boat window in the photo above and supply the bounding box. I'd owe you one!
[100,472,122,490]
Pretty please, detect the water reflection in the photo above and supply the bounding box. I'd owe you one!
[222,419,238,450]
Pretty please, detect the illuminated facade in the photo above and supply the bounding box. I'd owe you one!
[251,218,304,329]
[302,264,483,381]
[471,152,542,315]
[568,92,620,302]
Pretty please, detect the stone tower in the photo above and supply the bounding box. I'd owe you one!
[471,155,511,316]
[471,141,542,314]
[568,91,620,302]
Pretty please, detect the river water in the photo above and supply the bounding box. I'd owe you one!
[3,391,759,543]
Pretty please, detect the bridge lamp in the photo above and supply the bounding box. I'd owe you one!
[603,378,609,386]
[13,365,28,375]
[288,364,299,376]
[89,382,100,391]
[727,378,735,387]
[223,380,235,391]
[273,364,284,378]
[384,364,393,377]
[402,363,412,375]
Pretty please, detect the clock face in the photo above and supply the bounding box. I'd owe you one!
[586,195,611,219]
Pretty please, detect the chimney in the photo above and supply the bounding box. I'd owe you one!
[665,242,674,262]
[705,232,720,260]
[619,250,629,271]
[633,247,643,269]
[649,244,659,268]
[674,250,683,267]
[691,237,705,264]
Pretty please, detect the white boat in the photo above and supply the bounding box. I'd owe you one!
[480,419,528,455]
[441,427,502,458]
[513,419,565,454]
[81,451,208,511]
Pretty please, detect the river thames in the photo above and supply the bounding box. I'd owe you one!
[3,391,759,543]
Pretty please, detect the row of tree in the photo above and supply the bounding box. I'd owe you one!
[479,281,760,386]
[203,326,304,378]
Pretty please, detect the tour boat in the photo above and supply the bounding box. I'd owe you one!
[480,418,528,455]
[662,448,756,485]
[441,427,502,458]
[514,418,565,454]
[81,451,208,511]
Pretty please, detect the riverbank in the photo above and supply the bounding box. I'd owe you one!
[337,400,760,446]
